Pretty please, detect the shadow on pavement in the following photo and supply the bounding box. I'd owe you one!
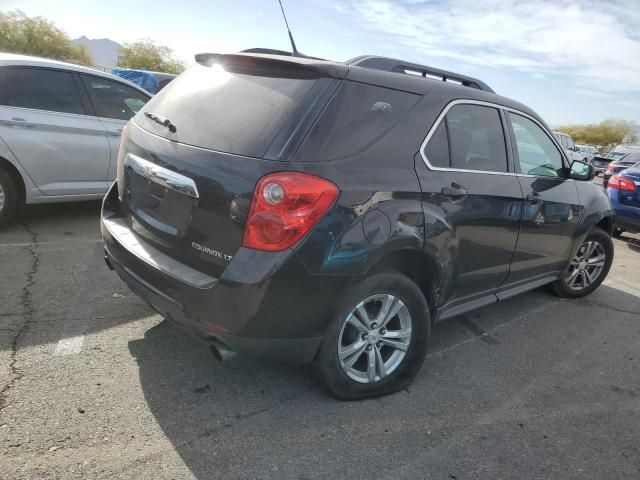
[129,284,640,479]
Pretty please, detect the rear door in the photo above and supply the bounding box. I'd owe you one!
[417,101,523,312]
[0,67,110,196]
[502,112,580,288]
[79,74,150,183]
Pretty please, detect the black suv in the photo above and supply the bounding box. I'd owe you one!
[102,52,614,399]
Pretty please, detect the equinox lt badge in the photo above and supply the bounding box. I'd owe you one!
[192,242,232,262]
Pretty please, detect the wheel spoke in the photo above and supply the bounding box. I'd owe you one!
[355,304,371,329]
[346,313,368,334]
[587,254,605,267]
[381,337,409,352]
[339,340,367,369]
[584,241,597,259]
[581,271,589,288]
[382,328,412,340]
[377,296,403,328]
[374,346,387,379]
[566,267,580,286]
[366,348,377,382]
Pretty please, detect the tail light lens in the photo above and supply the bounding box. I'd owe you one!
[608,175,635,191]
[243,172,339,251]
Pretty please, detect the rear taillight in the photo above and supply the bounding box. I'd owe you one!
[243,172,339,252]
[608,175,635,191]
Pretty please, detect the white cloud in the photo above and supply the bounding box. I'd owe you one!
[319,0,640,94]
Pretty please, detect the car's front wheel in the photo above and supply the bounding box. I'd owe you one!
[552,227,613,298]
[0,168,19,229]
[316,272,430,400]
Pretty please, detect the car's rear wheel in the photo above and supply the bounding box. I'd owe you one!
[551,227,613,298]
[613,227,624,237]
[0,168,19,229]
[316,272,430,400]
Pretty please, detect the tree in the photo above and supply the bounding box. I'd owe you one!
[556,119,639,147]
[0,10,93,65]
[117,41,185,74]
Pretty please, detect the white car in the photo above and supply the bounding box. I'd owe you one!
[0,53,151,227]
[576,144,598,164]
[553,131,583,163]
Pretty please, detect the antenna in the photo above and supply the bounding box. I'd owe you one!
[277,0,300,56]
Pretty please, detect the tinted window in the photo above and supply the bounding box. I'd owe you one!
[0,67,84,115]
[566,135,575,150]
[81,76,148,120]
[424,121,449,168]
[508,113,563,177]
[137,64,320,157]
[301,81,419,161]
[445,104,508,172]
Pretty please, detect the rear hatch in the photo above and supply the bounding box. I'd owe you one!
[116,54,344,277]
[593,156,612,169]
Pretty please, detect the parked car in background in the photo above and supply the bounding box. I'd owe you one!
[576,144,597,163]
[102,51,614,399]
[607,165,640,236]
[593,155,613,176]
[607,145,640,160]
[111,68,177,95]
[602,153,640,188]
[553,131,583,163]
[0,53,151,227]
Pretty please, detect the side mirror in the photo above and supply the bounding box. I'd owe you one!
[570,160,594,181]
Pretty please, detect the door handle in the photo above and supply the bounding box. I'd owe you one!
[526,193,543,203]
[441,183,467,197]
[8,117,35,128]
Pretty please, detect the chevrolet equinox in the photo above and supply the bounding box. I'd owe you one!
[101,52,614,399]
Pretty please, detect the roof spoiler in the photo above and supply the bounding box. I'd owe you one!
[194,52,347,79]
[347,55,494,93]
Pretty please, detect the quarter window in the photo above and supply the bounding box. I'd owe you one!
[424,104,508,173]
[0,67,85,115]
[81,76,149,120]
[508,113,564,177]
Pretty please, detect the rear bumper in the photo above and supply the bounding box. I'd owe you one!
[101,184,351,363]
[608,190,640,233]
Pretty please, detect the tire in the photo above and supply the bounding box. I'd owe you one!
[551,227,613,298]
[613,228,624,238]
[316,272,430,400]
[0,168,19,229]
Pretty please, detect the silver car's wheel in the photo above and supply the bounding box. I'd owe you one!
[564,240,606,291]
[337,294,412,384]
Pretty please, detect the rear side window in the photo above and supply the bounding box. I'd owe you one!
[135,64,319,158]
[0,67,84,115]
[81,75,149,120]
[298,81,419,161]
[424,104,508,173]
[508,113,563,177]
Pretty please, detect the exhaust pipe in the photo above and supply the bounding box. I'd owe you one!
[210,338,237,362]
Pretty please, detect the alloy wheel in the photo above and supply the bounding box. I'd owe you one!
[564,240,606,291]
[337,294,412,384]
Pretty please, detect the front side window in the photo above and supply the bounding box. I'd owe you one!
[424,104,508,173]
[0,67,84,115]
[81,75,149,120]
[508,113,564,177]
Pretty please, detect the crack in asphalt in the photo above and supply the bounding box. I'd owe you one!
[0,222,39,413]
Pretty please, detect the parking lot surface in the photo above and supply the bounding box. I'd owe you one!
[1,201,639,479]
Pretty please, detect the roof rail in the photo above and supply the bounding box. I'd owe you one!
[347,55,494,93]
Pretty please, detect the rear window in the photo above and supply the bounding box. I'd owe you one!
[135,64,318,158]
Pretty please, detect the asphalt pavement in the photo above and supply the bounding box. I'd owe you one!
[1,200,639,479]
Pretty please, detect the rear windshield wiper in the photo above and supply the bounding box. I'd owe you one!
[144,112,177,133]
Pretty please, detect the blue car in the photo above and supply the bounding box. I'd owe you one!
[607,163,640,235]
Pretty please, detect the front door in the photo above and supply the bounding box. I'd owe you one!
[417,102,523,316]
[501,111,580,289]
[0,67,110,196]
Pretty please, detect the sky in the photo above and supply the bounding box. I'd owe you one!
[3,0,640,126]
